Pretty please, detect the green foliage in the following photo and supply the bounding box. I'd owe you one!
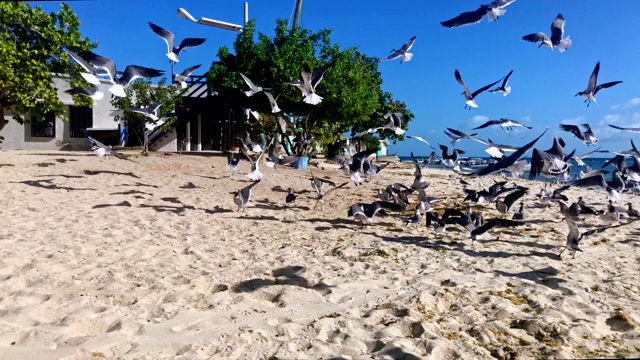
[0,1,97,128]
[109,77,183,154]
[207,18,412,156]
[351,91,415,145]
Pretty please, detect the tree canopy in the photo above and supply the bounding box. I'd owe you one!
[207,19,413,156]
[110,77,183,155]
[0,1,96,129]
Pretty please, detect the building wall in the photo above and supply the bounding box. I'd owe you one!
[0,75,121,150]
[150,129,177,152]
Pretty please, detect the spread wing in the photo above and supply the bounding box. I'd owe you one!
[400,36,416,52]
[454,69,472,98]
[440,6,486,28]
[120,65,165,86]
[522,32,549,44]
[148,22,175,53]
[550,14,565,45]
[176,37,207,54]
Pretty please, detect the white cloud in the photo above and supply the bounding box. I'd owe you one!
[611,97,640,110]
[560,116,586,125]
[469,115,489,124]
[519,115,532,123]
[593,113,640,141]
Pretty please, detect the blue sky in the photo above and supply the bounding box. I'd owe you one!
[34,0,640,157]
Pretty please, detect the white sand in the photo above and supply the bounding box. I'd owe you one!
[0,150,639,359]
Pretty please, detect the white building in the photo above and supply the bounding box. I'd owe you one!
[0,75,123,150]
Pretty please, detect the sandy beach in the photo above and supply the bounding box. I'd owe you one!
[0,149,639,359]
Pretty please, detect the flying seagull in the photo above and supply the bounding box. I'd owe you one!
[495,187,528,215]
[469,218,525,241]
[236,131,267,153]
[87,135,127,160]
[573,147,605,166]
[239,72,271,97]
[315,181,349,210]
[490,69,513,96]
[344,148,379,184]
[571,173,623,203]
[227,151,241,173]
[575,61,623,107]
[348,201,405,224]
[288,60,335,105]
[383,36,416,63]
[263,91,281,113]
[440,0,517,28]
[608,124,640,133]
[444,128,478,146]
[241,138,272,181]
[233,180,260,212]
[174,64,201,89]
[65,84,103,104]
[472,118,532,132]
[522,14,572,53]
[454,69,502,109]
[148,22,207,63]
[61,45,105,86]
[382,112,406,135]
[74,50,164,97]
[529,137,573,181]
[558,124,599,145]
[125,102,163,122]
[559,218,639,259]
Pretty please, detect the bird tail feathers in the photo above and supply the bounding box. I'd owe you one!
[503,85,511,96]
[487,8,506,21]
[108,84,126,97]
[303,93,323,105]
[401,52,413,63]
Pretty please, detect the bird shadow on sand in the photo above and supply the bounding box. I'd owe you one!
[271,186,313,195]
[203,206,234,214]
[115,182,159,188]
[191,174,224,180]
[83,170,140,178]
[54,158,78,163]
[232,265,333,295]
[523,219,554,225]
[11,179,96,191]
[110,189,153,196]
[239,215,281,221]
[296,217,354,226]
[179,182,199,189]
[491,269,573,294]
[253,198,310,211]
[93,200,133,209]
[138,203,196,215]
[35,174,84,179]
[18,152,94,157]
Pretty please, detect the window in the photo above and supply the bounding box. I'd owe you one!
[69,106,93,138]
[30,111,56,137]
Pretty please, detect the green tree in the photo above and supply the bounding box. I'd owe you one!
[109,78,182,155]
[207,19,412,157]
[0,1,97,136]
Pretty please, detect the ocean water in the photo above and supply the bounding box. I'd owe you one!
[398,156,636,181]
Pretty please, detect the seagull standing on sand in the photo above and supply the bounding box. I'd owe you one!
[174,64,201,89]
[383,36,416,63]
[522,14,572,52]
[575,61,623,107]
[148,22,207,63]
[285,188,297,205]
[233,180,260,212]
[490,69,513,96]
[227,152,241,173]
[454,69,502,109]
[288,60,335,105]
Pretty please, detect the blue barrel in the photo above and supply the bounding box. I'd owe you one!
[296,156,309,170]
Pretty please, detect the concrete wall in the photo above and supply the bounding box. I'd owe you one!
[0,75,122,150]
[150,129,177,152]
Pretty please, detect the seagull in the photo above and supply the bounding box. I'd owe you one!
[383,36,416,63]
[468,137,519,158]
[575,61,623,107]
[345,148,379,184]
[558,124,599,145]
[579,166,609,180]
[601,200,621,223]
[522,14,572,53]
[241,139,272,181]
[266,144,298,168]
[472,118,532,132]
[362,158,388,177]
[236,131,267,153]
[444,128,478,146]
[87,135,127,160]
[577,196,603,216]
[495,187,528,215]
[348,201,406,224]
[571,173,623,202]
[559,218,639,258]
[440,0,517,28]
[233,180,260,212]
[573,147,604,166]
[439,145,465,169]
[263,91,281,113]
[381,112,406,135]
[65,85,103,104]
[61,45,105,86]
[490,69,513,96]
[315,181,349,210]
[410,152,429,190]
[285,188,297,205]
[512,202,525,220]
[469,218,525,241]
[148,22,207,63]
[239,72,271,97]
[227,151,241,173]
[406,136,436,150]
[287,60,335,105]
[125,102,163,122]
[310,171,336,194]
[627,203,640,218]
[529,137,572,181]
[74,50,164,97]
[467,129,547,177]
[173,64,201,89]
[608,124,640,133]
[454,69,502,109]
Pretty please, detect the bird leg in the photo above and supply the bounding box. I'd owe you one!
[557,246,567,259]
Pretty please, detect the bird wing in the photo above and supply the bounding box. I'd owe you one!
[472,77,503,98]
[502,188,528,210]
[558,124,584,140]
[65,86,96,97]
[594,81,623,95]
[310,59,336,90]
[570,174,607,190]
[474,129,547,177]
[148,22,175,53]
[180,64,202,77]
[351,148,379,172]
[61,46,98,74]
[586,61,600,93]
[454,69,472,98]
[581,219,640,240]
[501,69,513,87]
[553,185,571,199]
[239,72,259,91]
[120,65,164,86]
[407,136,431,147]
[78,50,118,82]
[87,135,107,149]
[608,124,640,133]
[577,146,603,160]
[264,91,280,111]
[440,6,487,28]
[410,152,423,178]
[240,180,261,199]
[323,181,349,198]
[383,51,402,61]
[602,155,626,172]
[446,128,470,139]
[176,37,207,54]
[400,36,416,52]
[471,120,500,130]
[369,201,405,218]
[550,14,566,45]
[439,144,449,158]
[522,32,549,44]
[472,218,524,236]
